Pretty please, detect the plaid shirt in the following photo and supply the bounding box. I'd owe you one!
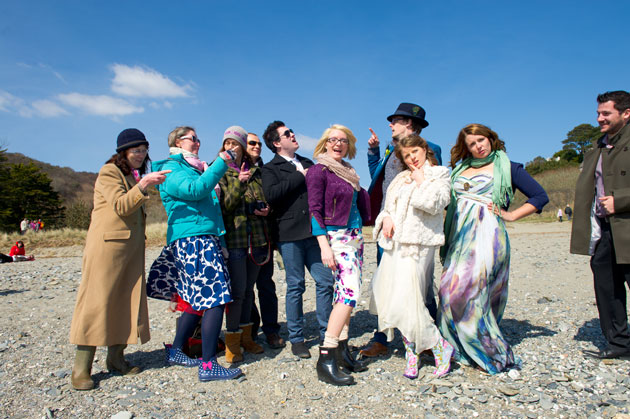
[219,165,268,249]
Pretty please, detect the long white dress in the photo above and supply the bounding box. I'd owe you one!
[369,164,451,352]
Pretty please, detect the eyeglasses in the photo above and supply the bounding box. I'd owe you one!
[279,129,294,139]
[128,148,149,155]
[327,137,349,145]
[179,135,201,144]
[248,140,262,147]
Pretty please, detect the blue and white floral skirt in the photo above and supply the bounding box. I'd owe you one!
[147,235,232,312]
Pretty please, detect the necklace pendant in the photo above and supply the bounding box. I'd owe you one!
[463,182,470,191]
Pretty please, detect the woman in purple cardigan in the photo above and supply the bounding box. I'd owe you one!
[305,124,370,386]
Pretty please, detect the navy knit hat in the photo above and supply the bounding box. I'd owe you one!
[116,128,149,152]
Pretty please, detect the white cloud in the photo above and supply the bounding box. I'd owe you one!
[111,64,191,98]
[0,90,40,117]
[0,90,23,112]
[148,100,174,110]
[296,133,319,152]
[31,100,69,117]
[58,93,144,116]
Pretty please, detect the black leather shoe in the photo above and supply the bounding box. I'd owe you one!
[583,347,630,360]
[291,341,311,359]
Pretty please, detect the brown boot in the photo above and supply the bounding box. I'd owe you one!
[240,323,264,354]
[71,345,96,390]
[224,330,243,363]
[106,344,141,375]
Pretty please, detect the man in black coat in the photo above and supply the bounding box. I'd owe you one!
[261,121,334,359]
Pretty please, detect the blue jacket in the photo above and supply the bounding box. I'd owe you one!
[153,154,228,244]
[366,140,442,224]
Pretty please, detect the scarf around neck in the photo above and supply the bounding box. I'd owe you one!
[315,154,361,191]
[440,150,513,262]
[169,147,207,172]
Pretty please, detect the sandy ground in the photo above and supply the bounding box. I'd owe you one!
[1,221,629,418]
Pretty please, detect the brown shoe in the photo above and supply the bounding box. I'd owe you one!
[359,341,388,357]
[266,333,286,349]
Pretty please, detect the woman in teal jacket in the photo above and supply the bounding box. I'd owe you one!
[149,125,242,382]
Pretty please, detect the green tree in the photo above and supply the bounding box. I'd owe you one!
[0,162,64,232]
[552,148,579,163]
[562,124,600,159]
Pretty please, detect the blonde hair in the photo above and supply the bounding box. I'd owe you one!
[313,124,357,159]
[168,126,196,147]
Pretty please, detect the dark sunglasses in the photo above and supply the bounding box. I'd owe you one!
[279,129,294,138]
[248,140,262,146]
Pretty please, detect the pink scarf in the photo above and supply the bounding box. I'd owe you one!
[169,147,208,172]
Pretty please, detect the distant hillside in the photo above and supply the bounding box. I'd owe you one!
[3,153,167,223]
[4,152,97,205]
[512,165,578,215]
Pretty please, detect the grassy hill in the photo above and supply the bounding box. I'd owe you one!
[3,152,168,224]
[4,152,97,205]
[512,165,579,220]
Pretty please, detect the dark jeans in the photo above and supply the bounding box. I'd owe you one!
[277,237,334,344]
[372,243,437,345]
[225,247,263,332]
[251,253,281,336]
[592,219,630,350]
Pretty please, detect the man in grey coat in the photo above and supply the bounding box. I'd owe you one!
[570,90,630,359]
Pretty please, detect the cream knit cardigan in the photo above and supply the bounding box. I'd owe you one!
[373,162,451,259]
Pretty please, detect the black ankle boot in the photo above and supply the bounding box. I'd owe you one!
[338,339,368,373]
[316,346,355,386]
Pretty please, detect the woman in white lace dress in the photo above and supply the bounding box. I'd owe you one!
[370,134,453,379]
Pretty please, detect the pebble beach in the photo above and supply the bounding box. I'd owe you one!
[1,221,629,419]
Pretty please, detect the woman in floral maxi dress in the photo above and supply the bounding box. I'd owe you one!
[438,123,548,374]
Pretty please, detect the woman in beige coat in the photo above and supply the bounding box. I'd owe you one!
[69,129,170,390]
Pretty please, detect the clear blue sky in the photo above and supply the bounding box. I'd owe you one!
[1,1,628,187]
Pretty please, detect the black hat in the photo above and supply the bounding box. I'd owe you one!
[386,103,429,128]
[116,128,149,152]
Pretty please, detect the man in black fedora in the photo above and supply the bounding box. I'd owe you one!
[361,102,443,357]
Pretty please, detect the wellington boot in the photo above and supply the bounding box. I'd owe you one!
[240,324,264,354]
[224,331,244,363]
[106,344,141,375]
[338,339,367,373]
[316,346,355,386]
[71,345,96,391]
